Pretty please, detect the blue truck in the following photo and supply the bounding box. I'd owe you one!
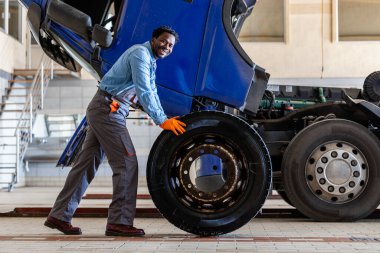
[20,0,380,235]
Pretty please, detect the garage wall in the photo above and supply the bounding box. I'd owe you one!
[240,0,380,87]
[0,31,27,99]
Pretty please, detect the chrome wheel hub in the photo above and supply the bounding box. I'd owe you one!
[305,142,368,203]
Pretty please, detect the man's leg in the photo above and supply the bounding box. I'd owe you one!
[49,127,105,222]
[87,108,138,225]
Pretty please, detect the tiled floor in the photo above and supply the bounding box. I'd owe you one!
[1,217,380,252]
[1,186,380,252]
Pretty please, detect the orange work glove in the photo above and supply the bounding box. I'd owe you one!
[159,116,186,136]
[110,100,120,113]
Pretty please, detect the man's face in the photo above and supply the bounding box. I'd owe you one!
[151,32,176,59]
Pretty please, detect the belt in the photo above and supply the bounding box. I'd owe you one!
[98,88,112,99]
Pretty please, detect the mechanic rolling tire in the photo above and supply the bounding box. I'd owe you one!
[282,119,380,221]
[147,111,272,236]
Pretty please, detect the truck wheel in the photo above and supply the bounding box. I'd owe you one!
[147,111,272,236]
[282,119,380,221]
[363,71,380,102]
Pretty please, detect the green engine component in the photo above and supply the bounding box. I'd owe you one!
[260,98,317,110]
[260,87,334,110]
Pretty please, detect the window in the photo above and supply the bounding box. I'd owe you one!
[0,0,22,42]
[0,1,4,32]
[238,0,286,42]
[338,0,380,41]
[9,0,21,41]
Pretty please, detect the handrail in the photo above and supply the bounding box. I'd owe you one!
[14,55,53,173]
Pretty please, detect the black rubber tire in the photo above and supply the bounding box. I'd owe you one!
[282,119,380,221]
[363,71,380,102]
[147,111,272,236]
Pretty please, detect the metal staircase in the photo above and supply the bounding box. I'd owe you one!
[0,55,53,191]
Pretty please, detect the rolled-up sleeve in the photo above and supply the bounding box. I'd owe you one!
[130,48,167,125]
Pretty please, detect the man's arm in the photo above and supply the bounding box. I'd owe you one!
[130,48,167,125]
[129,48,186,135]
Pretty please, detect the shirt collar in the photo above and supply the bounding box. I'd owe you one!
[143,41,156,62]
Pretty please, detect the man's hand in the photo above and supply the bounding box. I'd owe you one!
[160,116,186,136]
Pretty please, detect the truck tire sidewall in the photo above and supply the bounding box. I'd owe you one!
[147,111,272,235]
[282,119,380,221]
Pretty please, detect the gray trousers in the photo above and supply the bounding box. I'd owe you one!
[49,89,138,225]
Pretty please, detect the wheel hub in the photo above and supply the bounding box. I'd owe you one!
[325,155,352,185]
[306,142,368,203]
[179,144,240,204]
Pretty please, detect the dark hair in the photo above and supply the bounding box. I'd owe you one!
[152,26,179,43]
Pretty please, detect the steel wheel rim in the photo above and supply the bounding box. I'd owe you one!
[168,133,250,213]
[305,141,369,204]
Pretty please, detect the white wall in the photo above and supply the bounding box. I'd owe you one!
[241,0,380,87]
[0,32,26,73]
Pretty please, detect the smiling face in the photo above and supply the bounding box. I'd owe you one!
[151,32,176,59]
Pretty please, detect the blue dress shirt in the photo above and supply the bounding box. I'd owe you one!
[99,41,167,125]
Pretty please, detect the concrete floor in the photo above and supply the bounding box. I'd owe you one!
[1,186,380,252]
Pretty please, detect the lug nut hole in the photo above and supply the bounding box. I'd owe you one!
[342,152,349,159]
[353,171,360,177]
[331,151,338,158]
[339,187,346,193]
[328,186,334,192]
[349,181,356,188]
[351,160,358,166]
[321,157,328,163]
[319,178,326,185]
[317,167,324,174]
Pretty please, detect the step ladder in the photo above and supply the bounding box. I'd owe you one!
[0,55,55,191]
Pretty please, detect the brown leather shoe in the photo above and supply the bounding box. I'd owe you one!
[44,216,82,235]
[105,223,145,237]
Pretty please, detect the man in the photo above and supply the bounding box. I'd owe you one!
[44,26,186,237]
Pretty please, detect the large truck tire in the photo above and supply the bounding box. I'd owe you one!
[147,111,272,236]
[363,71,380,102]
[282,119,380,221]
